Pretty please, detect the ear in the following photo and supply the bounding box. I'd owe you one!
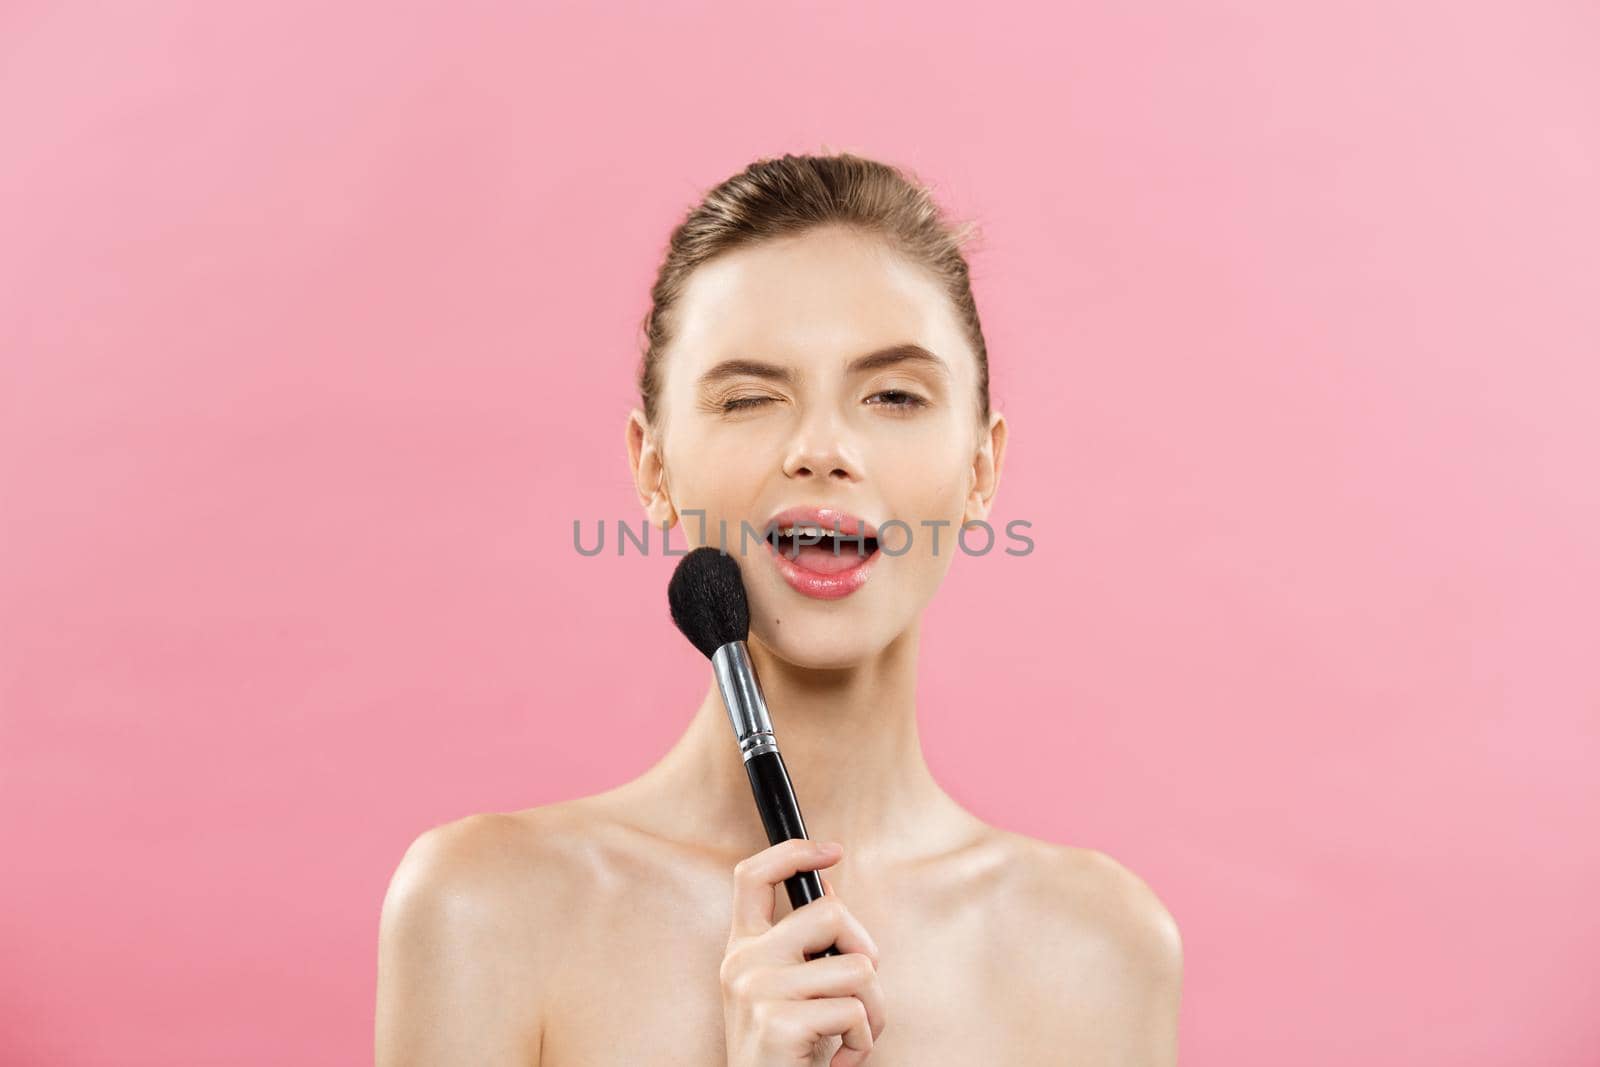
[962,410,1008,526]
[625,408,678,527]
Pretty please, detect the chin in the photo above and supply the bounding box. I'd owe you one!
[752,610,905,671]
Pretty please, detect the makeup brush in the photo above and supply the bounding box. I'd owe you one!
[668,545,842,960]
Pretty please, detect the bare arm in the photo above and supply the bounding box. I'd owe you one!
[1078,849,1184,1067]
[1116,888,1182,1066]
[376,815,544,1066]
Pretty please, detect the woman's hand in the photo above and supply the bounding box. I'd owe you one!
[720,838,888,1067]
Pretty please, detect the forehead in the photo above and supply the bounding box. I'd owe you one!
[665,225,973,383]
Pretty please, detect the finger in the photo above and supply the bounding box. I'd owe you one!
[765,893,880,967]
[753,953,886,1041]
[730,838,842,941]
[781,998,873,1067]
[821,874,834,896]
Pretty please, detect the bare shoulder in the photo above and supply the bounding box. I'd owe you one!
[1041,838,1182,975]
[379,804,600,957]
[983,831,1183,1056]
[376,806,581,1066]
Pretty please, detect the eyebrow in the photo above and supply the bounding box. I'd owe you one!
[695,343,950,389]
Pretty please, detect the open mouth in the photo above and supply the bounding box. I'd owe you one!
[760,506,883,599]
[763,519,883,600]
[770,526,881,574]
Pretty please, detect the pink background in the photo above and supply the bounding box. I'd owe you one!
[2,2,1597,1063]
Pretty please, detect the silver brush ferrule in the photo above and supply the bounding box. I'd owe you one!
[711,640,779,761]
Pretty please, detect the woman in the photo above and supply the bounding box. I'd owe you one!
[376,152,1183,1066]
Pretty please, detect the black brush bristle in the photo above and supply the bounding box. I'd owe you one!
[668,546,750,659]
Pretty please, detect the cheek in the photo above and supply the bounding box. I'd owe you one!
[877,434,971,522]
[662,433,775,542]
[874,456,972,574]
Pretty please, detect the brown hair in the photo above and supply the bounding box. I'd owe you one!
[636,151,989,430]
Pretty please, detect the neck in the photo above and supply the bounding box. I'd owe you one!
[636,617,975,867]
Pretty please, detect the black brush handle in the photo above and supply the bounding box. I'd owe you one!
[743,748,842,959]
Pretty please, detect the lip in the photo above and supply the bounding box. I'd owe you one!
[762,506,879,541]
[761,505,882,600]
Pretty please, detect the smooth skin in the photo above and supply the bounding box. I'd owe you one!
[376,224,1182,1065]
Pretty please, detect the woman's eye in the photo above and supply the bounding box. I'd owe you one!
[865,389,927,411]
[720,395,773,413]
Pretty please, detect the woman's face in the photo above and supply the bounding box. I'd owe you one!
[629,224,1005,669]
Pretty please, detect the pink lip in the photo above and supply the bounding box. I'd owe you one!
[761,505,882,600]
[763,506,879,540]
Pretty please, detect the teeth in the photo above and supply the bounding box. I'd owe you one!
[778,525,836,537]
[774,523,881,538]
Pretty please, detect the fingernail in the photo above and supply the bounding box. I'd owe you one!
[819,840,842,854]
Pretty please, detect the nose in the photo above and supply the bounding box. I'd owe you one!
[781,412,861,483]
